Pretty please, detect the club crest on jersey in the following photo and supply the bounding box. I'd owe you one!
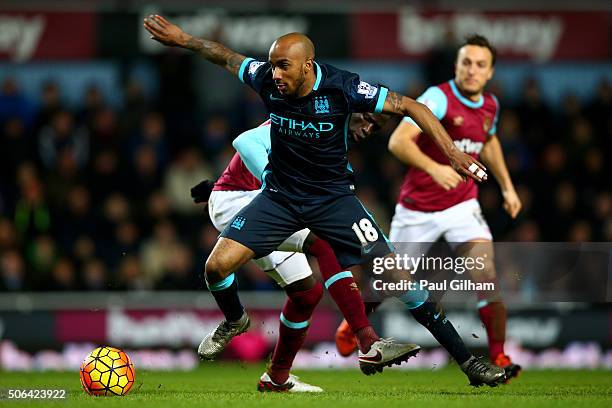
[453,116,464,127]
[230,216,246,230]
[314,96,330,114]
[483,117,492,132]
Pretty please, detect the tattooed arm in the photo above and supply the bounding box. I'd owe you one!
[382,91,487,182]
[143,14,246,76]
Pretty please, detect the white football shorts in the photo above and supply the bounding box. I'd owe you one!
[389,198,493,251]
[208,190,312,287]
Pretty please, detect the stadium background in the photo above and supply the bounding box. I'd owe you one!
[0,0,610,372]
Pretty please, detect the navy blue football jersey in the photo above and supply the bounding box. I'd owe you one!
[237,58,388,198]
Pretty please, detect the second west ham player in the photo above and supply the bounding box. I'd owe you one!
[336,35,522,380]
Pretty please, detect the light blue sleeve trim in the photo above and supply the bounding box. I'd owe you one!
[280,313,310,329]
[403,86,448,128]
[206,273,235,291]
[313,62,323,91]
[260,169,271,190]
[343,115,352,172]
[238,57,255,84]
[232,126,271,182]
[402,116,418,126]
[324,271,353,289]
[449,80,483,108]
[489,94,500,136]
[374,87,388,113]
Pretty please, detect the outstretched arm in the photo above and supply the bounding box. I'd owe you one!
[143,14,246,76]
[382,91,487,182]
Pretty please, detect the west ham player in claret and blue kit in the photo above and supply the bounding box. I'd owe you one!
[144,15,505,387]
[336,35,522,381]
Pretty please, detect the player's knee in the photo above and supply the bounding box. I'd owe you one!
[311,281,324,304]
[204,255,230,283]
[288,281,324,310]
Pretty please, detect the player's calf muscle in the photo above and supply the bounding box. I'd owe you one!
[470,257,497,282]
[457,241,496,281]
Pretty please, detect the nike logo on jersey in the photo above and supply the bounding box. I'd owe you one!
[269,95,284,101]
[363,244,376,255]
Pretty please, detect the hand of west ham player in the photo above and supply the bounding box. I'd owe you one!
[502,188,522,219]
[428,164,463,191]
[190,180,216,205]
[144,14,189,47]
[448,149,488,183]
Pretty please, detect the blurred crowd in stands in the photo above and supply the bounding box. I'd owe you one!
[0,64,610,292]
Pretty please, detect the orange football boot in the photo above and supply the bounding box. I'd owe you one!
[494,353,522,383]
[335,319,358,357]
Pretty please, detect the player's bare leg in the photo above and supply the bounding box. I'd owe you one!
[457,239,521,381]
[259,275,324,393]
[198,237,255,360]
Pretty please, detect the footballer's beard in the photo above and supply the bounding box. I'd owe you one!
[457,78,484,99]
[291,70,307,97]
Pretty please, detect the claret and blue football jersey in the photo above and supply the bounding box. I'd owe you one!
[399,80,500,212]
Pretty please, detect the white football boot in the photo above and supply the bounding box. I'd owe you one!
[257,372,323,393]
[358,338,421,375]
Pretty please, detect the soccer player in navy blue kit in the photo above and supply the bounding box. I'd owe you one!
[145,15,504,387]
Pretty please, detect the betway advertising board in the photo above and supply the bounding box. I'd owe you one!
[352,9,610,61]
[0,9,608,62]
[0,306,609,350]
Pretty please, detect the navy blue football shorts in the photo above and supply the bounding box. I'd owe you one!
[220,190,393,268]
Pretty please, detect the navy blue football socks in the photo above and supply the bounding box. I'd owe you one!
[207,273,245,322]
[408,299,472,365]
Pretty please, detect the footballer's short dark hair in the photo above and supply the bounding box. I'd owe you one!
[461,34,497,65]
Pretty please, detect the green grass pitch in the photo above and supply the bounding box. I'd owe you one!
[1,364,610,407]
